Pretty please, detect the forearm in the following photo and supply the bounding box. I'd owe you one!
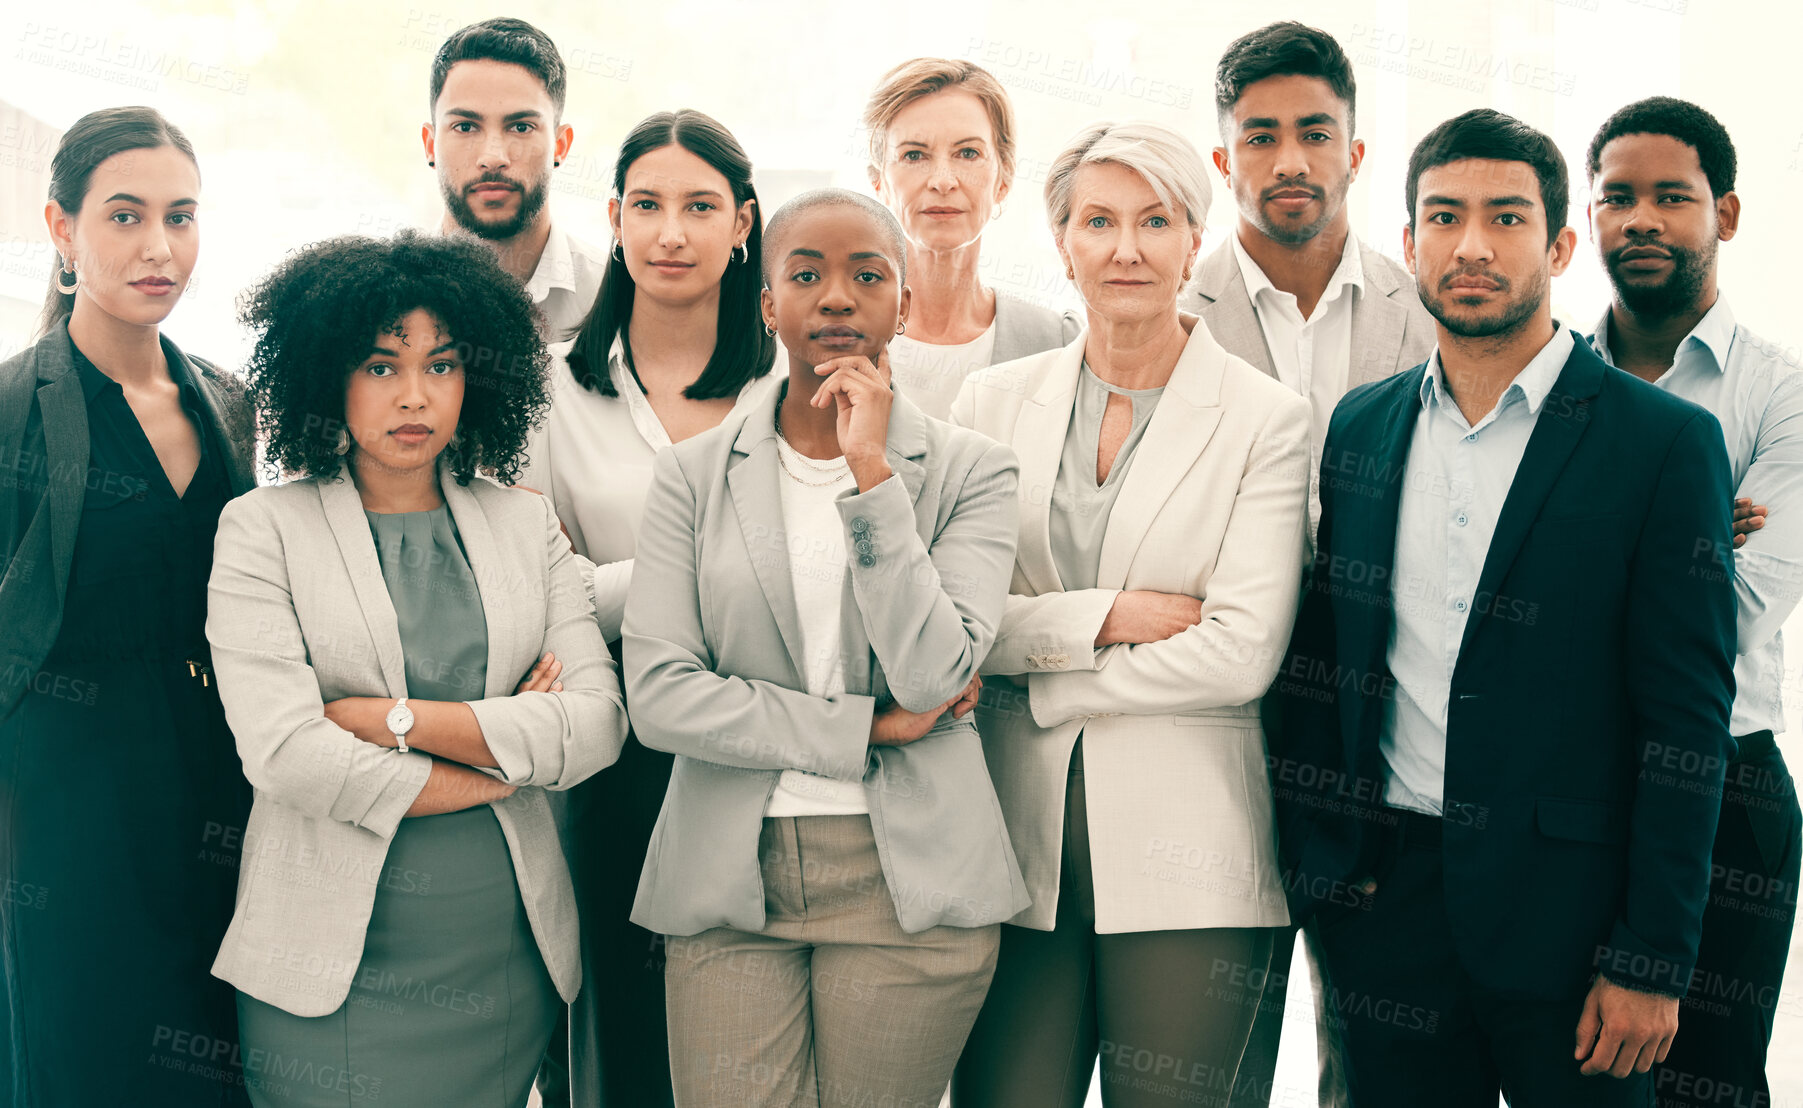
[364,698,497,768]
[841,448,1020,711]
[406,760,515,817]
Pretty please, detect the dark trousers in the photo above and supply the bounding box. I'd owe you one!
[1655,737,1800,1108]
[953,742,1276,1108]
[1314,808,1653,1108]
[535,730,677,1108]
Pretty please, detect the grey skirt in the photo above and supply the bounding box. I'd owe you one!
[236,806,558,1107]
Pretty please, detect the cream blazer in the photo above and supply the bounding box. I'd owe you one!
[950,320,1310,932]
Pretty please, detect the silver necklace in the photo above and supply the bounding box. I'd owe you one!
[774,398,849,487]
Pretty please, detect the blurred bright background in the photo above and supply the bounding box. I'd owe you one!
[2,1,1798,1104]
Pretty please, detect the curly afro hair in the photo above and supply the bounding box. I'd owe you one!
[237,228,551,486]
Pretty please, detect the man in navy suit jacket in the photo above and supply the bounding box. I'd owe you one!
[1271,108,1736,1107]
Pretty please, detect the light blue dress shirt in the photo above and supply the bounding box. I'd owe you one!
[1590,296,1803,738]
[1381,325,1576,814]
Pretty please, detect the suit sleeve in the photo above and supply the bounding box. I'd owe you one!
[623,448,875,779]
[1606,409,1736,996]
[1026,396,1312,725]
[838,442,1021,712]
[464,493,627,789]
[206,494,431,840]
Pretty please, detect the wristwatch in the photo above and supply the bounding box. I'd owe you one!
[384,697,415,754]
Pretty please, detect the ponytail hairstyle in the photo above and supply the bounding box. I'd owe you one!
[567,109,775,399]
[36,106,198,340]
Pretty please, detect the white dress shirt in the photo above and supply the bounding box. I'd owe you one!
[887,323,998,422]
[518,337,777,640]
[1233,230,1364,534]
[1590,296,1803,737]
[524,221,607,343]
[1383,325,1576,814]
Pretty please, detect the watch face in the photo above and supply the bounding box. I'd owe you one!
[385,704,414,733]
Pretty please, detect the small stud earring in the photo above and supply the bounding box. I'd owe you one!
[554,160,561,167]
[427,160,434,167]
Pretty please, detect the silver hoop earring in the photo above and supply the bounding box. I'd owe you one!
[896,322,907,335]
[764,323,776,337]
[733,242,749,265]
[56,260,77,295]
[613,242,625,263]
[333,427,352,456]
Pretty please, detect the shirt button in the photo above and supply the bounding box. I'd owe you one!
[1464,434,1477,443]
[1455,513,1469,527]
[1455,599,1468,612]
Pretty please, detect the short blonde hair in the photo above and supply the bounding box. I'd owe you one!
[863,58,1018,189]
[1044,121,1212,233]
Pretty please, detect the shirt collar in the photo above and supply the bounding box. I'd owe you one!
[523,219,576,305]
[1588,295,1735,375]
[1231,228,1365,309]
[1420,323,1576,418]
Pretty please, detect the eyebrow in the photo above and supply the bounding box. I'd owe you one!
[1296,112,1339,128]
[102,193,198,207]
[445,108,543,122]
[1420,194,1535,209]
[627,187,725,199]
[366,341,459,358]
[897,137,986,148]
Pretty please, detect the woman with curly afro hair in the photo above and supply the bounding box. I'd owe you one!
[205,228,627,1107]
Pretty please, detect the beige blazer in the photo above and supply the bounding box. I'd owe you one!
[205,469,626,1015]
[950,320,1310,933]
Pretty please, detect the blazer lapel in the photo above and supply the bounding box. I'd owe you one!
[1348,375,1424,767]
[35,370,86,603]
[1011,339,1084,597]
[1193,242,1275,377]
[728,387,807,681]
[1094,323,1226,587]
[317,475,409,697]
[1457,342,1602,660]
[1349,290,1409,389]
[441,475,518,699]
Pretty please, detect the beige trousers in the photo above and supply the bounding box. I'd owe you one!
[665,814,1000,1108]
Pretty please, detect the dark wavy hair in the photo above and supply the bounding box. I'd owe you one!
[1407,108,1570,247]
[237,229,550,486]
[566,109,775,399]
[1215,22,1357,136]
[1586,96,1736,199]
[37,106,198,340]
[429,17,566,120]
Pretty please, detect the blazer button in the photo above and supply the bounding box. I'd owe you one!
[855,538,873,555]
[858,553,876,567]
[850,517,870,534]
[1026,655,1040,669]
[1055,653,1069,666]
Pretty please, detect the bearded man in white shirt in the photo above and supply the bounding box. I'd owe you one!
[1584,95,1803,1108]
[424,17,604,342]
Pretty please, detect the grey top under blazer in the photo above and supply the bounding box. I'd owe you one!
[994,292,1082,364]
[206,467,627,1015]
[1182,236,1436,389]
[0,319,255,722]
[623,385,1030,937]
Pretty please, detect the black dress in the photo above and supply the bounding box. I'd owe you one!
[0,345,251,1106]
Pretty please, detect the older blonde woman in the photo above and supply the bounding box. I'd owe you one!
[863,58,1076,419]
[949,122,1312,1107]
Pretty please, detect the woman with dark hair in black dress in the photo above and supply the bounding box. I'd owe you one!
[0,106,254,1107]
